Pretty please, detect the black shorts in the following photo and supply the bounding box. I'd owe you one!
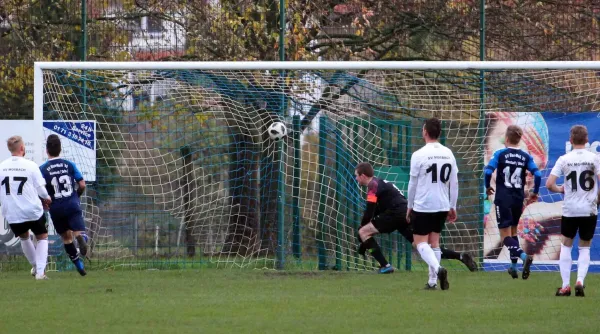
[561,215,598,241]
[50,210,86,235]
[495,204,523,229]
[411,211,448,236]
[370,209,414,243]
[9,214,48,237]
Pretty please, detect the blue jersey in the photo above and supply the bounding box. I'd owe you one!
[485,148,541,208]
[40,158,84,214]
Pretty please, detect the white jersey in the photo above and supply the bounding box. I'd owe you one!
[0,156,46,224]
[409,142,459,212]
[550,148,600,217]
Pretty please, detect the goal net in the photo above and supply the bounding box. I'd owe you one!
[33,61,600,273]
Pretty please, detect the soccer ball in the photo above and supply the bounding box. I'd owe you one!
[267,122,288,141]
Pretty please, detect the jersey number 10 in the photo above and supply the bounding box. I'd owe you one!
[426,163,451,183]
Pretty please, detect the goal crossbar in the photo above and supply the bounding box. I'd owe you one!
[34,61,600,71]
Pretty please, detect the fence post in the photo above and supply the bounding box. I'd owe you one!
[292,115,301,260]
[479,0,487,268]
[317,117,328,270]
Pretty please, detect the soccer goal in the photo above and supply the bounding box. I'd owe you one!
[33,61,600,272]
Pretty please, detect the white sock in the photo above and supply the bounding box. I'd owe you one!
[559,244,572,289]
[577,246,591,285]
[20,237,36,267]
[417,242,440,273]
[35,239,48,277]
[433,247,442,264]
[428,266,437,285]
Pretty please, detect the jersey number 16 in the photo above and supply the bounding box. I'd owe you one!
[566,170,595,191]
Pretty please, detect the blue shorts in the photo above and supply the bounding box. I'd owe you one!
[50,210,86,235]
[495,204,523,229]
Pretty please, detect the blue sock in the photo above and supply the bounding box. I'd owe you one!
[519,252,528,262]
[503,236,525,264]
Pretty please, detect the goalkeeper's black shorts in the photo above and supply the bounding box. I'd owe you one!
[371,208,413,243]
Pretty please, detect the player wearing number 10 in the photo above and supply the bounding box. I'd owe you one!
[407,118,459,291]
[484,125,539,280]
[40,135,87,276]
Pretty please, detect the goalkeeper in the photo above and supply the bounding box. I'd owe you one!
[354,162,476,279]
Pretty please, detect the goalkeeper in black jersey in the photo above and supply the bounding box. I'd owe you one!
[354,162,476,279]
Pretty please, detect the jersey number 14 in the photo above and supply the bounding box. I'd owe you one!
[503,167,523,189]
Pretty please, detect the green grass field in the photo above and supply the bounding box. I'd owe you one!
[1,269,598,333]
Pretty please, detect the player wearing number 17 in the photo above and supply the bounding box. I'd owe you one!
[484,125,539,280]
[0,136,52,280]
[40,135,87,276]
[407,118,459,291]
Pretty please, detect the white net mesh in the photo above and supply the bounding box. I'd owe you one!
[36,64,600,272]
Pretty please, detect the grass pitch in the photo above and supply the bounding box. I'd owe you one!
[0,269,598,333]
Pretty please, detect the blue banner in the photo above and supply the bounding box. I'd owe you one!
[484,112,600,271]
[43,121,95,150]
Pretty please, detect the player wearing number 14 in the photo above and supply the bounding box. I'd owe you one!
[484,125,539,280]
[40,135,87,276]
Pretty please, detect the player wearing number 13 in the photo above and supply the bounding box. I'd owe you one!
[484,125,539,280]
[40,134,87,276]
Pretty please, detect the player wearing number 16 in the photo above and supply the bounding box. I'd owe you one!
[546,125,600,297]
[484,125,539,280]
[40,134,87,276]
[407,118,459,291]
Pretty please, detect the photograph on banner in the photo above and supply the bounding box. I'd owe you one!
[483,111,600,269]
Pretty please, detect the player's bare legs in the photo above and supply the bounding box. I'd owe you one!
[358,223,393,273]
